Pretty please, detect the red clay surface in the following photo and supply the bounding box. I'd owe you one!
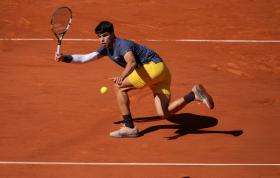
[0,0,280,177]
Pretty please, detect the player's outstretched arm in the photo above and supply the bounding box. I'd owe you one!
[54,51,103,63]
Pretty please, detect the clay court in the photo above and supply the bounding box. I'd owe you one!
[0,0,280,177]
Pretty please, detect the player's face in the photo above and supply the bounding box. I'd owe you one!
[97,32,114,48]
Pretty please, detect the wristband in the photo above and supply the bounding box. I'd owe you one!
[63,55,73,63]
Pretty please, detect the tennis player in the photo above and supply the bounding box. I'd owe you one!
[55,21,214,138]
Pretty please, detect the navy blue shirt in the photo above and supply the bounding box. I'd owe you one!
[97,38,162,67]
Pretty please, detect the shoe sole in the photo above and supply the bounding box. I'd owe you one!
[110,133,139,138]
[194,84,215,109]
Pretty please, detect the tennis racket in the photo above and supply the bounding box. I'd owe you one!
[50,6,72,59]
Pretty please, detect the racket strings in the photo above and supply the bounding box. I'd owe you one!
[51,8,72,35]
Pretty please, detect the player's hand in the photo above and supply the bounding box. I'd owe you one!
[54,53,64,62]
[111,76,124,85]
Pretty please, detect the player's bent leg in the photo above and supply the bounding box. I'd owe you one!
[113,78,137,116]
[168,97,188,114]
[110,78,139,138]
[153,91,196,119]
[154,93,191,119]
[113,83,131,115]
[154,93,171,119]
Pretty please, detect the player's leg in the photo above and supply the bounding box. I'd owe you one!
[153,92,195,119]
[113,80,134,116]
[110,78,139,138]
[153,93,171,118]
[110,62,167,138]
[153,84,214,119]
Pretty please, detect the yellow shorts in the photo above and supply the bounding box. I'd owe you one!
[128,61,171,95]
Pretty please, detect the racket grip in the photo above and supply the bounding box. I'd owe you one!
[56,44,61,55]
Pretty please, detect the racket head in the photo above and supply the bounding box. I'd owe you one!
[50,6,72,36]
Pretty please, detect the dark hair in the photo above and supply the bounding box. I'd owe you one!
[95,21,114,34]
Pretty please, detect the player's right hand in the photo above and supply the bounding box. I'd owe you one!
[54,53,64,62]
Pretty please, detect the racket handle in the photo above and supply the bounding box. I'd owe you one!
[54,44,62,62]
[56,44,61,55]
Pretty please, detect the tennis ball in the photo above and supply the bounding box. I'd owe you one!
[100,86,108,94]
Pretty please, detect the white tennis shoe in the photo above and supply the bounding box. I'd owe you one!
[110,126,139,138]
[192,84,214,109]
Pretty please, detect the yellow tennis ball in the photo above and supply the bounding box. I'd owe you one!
[100,86,108,94]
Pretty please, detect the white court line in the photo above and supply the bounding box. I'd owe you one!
[1,38,280,43]
[0,161,280,166]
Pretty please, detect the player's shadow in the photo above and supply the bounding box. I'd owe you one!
[114,113,243,139]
